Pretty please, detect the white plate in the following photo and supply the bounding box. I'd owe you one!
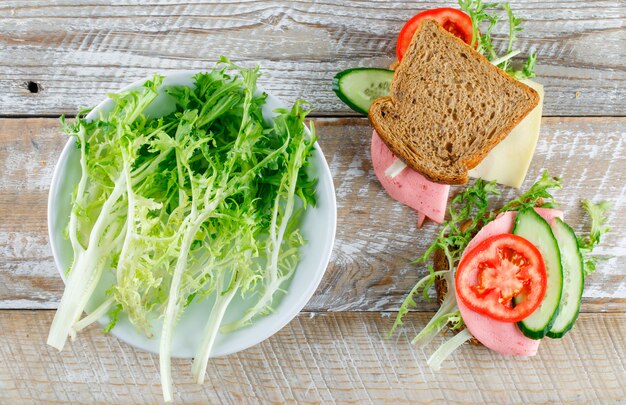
[47,72,336,358]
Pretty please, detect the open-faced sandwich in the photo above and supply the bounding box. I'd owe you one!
[389,173,610,369]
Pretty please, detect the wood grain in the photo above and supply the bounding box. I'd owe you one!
[1,117,624,311]
[0,310,624,404]
[0,1,624,117]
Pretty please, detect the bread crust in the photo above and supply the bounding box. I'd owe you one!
[369,20,540,185]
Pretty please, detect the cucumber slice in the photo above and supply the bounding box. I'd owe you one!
[512,209,563,339]
[332,68,393,115]
[546,218,584,338]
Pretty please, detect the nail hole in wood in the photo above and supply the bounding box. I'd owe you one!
[26,81,41,93]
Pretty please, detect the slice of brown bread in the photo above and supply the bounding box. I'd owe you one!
[369,19,540,184]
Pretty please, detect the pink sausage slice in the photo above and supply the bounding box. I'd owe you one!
[463,209,563,254]
[534,207,564,224]
[371,131,450,223]
[417,211,426,228]
[457,208,563,356]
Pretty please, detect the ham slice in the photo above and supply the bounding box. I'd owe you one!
[417,211,426,228]
[534,207,564,224]
[457,208,563,356]
[371,130,449,223]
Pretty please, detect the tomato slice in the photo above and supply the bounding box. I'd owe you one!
[455,234,547,323]
[396,8,473,61]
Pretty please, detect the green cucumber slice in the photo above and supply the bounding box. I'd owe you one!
[546,218,584,338]
[332,68,393,115]
[512,209,564,340]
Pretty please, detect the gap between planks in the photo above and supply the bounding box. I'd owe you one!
[2,299,625,313]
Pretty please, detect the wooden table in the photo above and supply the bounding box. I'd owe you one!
[1,1,625,403]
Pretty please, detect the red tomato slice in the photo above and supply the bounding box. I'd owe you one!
[455,234,547,323]
[396,8,473,61]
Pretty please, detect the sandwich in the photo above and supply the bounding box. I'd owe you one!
[370,18,580,362]
[333,2,546,226]
[369,19,539,185]
[333,1,611,370]
[388,173,610,369]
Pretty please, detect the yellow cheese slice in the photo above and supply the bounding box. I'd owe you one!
[469,80,544,189]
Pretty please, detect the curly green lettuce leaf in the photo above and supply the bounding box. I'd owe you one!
[388,269,451,338]
[578,200,612,276]
[499,171,562,212]
[48,76,165,352]
[459,0,537,79]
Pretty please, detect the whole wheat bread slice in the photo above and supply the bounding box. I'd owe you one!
[369,19,540,185]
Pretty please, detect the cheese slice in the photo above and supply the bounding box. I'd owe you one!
[469,80,544,188]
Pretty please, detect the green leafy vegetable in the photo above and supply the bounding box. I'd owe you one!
[460,0,499,58]
[104,303,122,334]
[499,171,562,212]
[459,0,537,79]
[502,3,522,70]
[48,58,317,402]
[510,52,538,80]
[578,200,612,276]
[388,269,449,337]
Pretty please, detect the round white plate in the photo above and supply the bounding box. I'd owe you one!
[47,72,336,358]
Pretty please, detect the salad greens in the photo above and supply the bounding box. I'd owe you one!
[578,200,612,276]
[459,0,537,79]
[48,57,317,401]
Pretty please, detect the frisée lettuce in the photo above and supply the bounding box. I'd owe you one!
[48,57,317,402]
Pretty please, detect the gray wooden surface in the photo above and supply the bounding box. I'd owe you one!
[1,0,625,403]
[0,1,625,117]
[1,311,625,403]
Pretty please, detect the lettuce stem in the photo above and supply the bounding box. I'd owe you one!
[48,175,126,350]
[70,297,115,339]
[68,124,88,254]
[191,269,241,384]
[427,328,474,371]
[160,199,219,401]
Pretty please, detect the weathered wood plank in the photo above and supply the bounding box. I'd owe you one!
[0,1,624,117]
[1,117,624,311]
[0,310,624,403]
